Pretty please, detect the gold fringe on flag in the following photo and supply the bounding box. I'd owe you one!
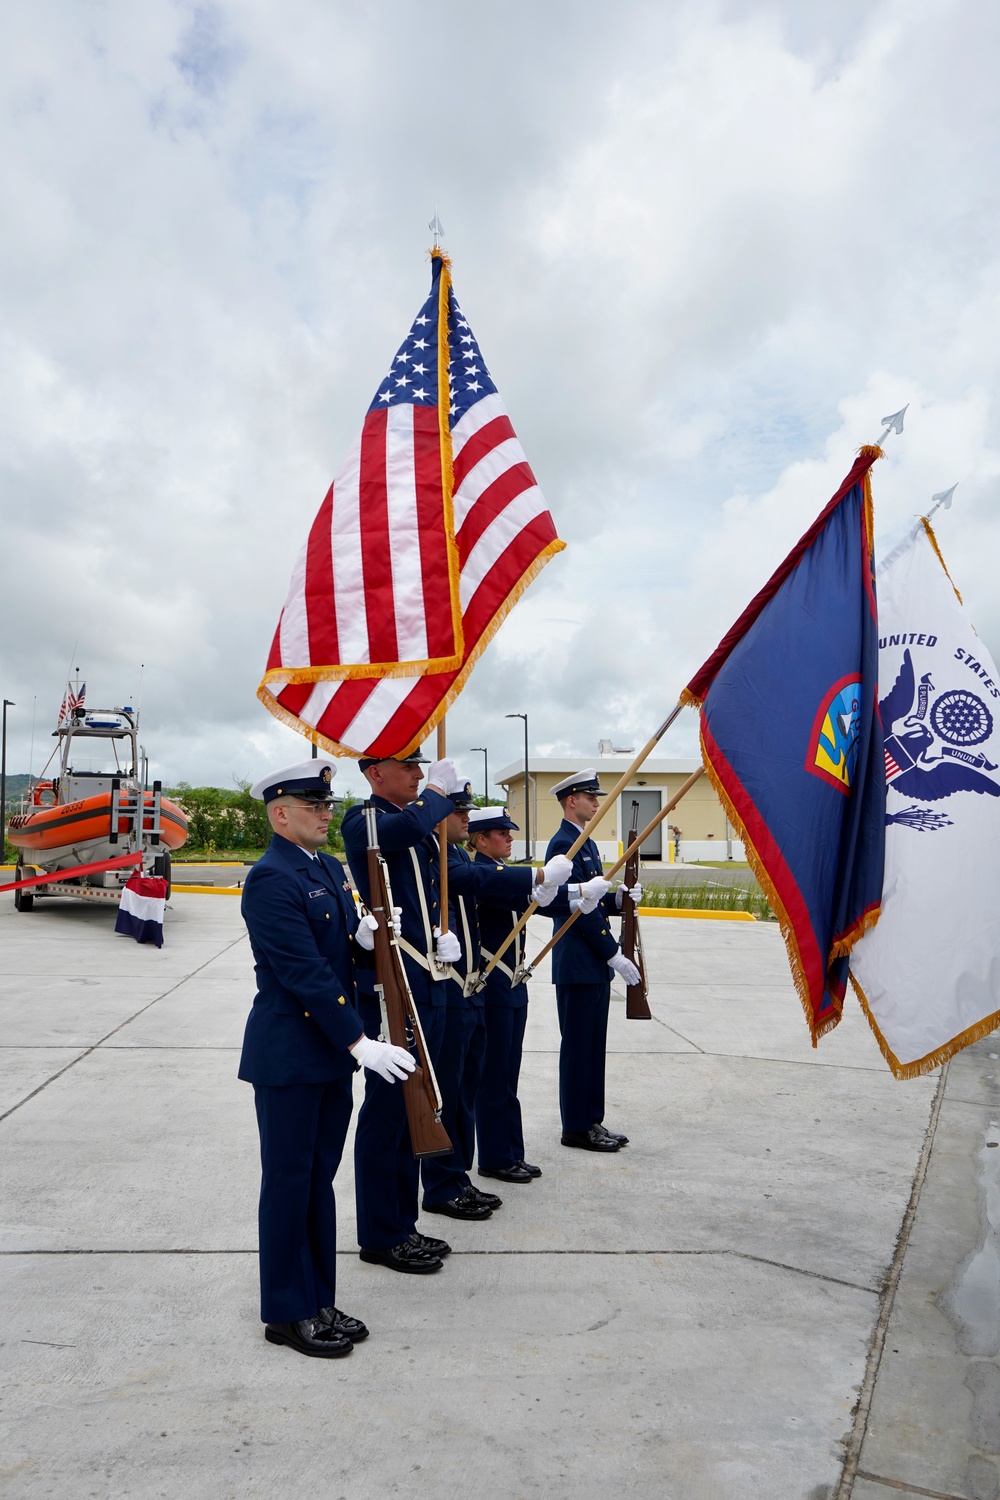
[434,250,465,665]
[850,972,1000,1080]
[921,517,964,604]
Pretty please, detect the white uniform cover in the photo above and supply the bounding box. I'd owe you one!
[851,519,1000,1076]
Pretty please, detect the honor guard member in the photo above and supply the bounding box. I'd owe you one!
[239,759,415,1357]
[420,796,571,1219]
[341,750,467,1274]
[468,806,542,1184]
[544,769,642,1153]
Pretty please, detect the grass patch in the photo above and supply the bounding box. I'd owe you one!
[642,880,774,921]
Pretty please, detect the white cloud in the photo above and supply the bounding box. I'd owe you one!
[2,0,999,794]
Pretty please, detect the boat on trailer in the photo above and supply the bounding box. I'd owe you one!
[6,699,188,910]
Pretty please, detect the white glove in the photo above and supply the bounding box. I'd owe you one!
[609,952,642,986]
[434,926,462,963]
[355,913,379,951]
[533,881,558,908]
[572,874,610,914]
[349,1035,416,1083]
[616,882,643,909]
[541,854,573,886]
[426,757,462,795]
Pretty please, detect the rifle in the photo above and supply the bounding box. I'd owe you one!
[509,765,705,981]
[620,800,651,1019]
[364,805,452,1159]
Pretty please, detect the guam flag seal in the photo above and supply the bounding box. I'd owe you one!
[683,448,886,1043]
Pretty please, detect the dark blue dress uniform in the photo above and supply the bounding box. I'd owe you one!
[474,852,534,1172]
[342,788,456,1251]
[239,833,366,1325]
[544,818,620,1135]
[420,845,534,1207]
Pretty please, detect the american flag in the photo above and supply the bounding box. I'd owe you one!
[57,680,86,725]
[884,746,904,781]
[258,252,564,758]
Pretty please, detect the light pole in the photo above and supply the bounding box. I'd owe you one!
[1,700,14,866]
[470,746,489,802]
[505,712,530,862]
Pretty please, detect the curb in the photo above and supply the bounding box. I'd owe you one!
[171,885,243,896]
[637,907,757,922]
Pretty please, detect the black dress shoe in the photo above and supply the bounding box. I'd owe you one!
[317,1307,369,1343]
[359,1241,443,1273]
[561,1126,620,1152]
[264,1317,353,1357]
[408,1229,451,1258]
[468,1183,503,1210]
[422,1189,492,1220]
[592,1123,629,1146]
[516,1159,542,1178]
[479,1163,533,1183]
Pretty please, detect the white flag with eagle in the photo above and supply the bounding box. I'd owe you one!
[850,518,1000,1077]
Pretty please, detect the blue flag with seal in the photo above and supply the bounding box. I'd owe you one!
[682,447,886,1044]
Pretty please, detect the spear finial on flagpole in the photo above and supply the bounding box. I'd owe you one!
[924,484,957,523]
[874,405,908,447]
[428,208,444,250]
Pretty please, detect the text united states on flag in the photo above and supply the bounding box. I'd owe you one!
[258,253,565,758]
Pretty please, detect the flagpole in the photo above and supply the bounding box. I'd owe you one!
[873,406,907,447]
[481,700,687,978]
[432,211,450,937]
[923,484,957,523]
[437,720,449,934]
[512,764,706,980]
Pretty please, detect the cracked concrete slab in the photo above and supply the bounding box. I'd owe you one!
[851,1040,1000,1500]
[0,886,981,1499]
[0,1250,870,1500]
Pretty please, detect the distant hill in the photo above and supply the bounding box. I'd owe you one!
[1,774,39,806]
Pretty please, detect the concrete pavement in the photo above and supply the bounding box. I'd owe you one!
[0,890,994,1499]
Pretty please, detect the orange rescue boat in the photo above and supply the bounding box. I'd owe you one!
[5,697,188,908]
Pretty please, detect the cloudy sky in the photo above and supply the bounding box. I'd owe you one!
[2,0,998,798]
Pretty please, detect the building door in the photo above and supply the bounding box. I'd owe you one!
[620,790,662,860]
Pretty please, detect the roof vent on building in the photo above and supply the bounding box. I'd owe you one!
[598,739,613,756]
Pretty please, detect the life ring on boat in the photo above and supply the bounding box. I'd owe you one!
[32,781,58,807]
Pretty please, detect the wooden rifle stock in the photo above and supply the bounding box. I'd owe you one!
[621,800,651,1019]
[364,806,452,1160]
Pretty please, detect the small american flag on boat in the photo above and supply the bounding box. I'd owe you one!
[57,680,86,725]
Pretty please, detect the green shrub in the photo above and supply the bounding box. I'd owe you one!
[641,880,773,920]
[165,781,354,856]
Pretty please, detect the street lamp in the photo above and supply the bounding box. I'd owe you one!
[505,712,531,862]
[1,700,14,866]
[469,747,489,802]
